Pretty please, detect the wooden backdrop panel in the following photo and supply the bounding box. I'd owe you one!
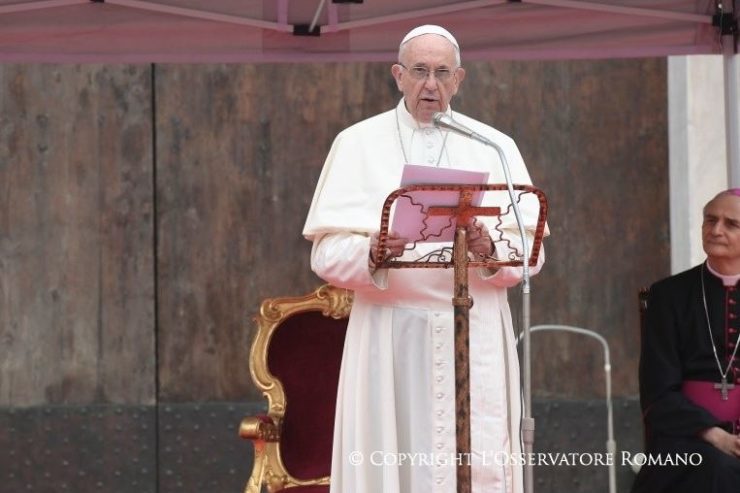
[0,59,668,404]
[156,59,668,402]
[155,64,398,401]
[457,59,669,398]
[0,65,155,406]
[497,59,669,398]
[0,59,667,493]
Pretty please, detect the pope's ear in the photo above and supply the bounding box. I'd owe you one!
[391,64,403,90]
[455,67,466,85]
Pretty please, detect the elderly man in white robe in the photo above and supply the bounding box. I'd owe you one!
[303,25,546,493]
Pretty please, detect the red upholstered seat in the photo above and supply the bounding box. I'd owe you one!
[239,285,352,493]
[268,311,347,479]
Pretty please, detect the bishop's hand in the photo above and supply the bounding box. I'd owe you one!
[700,426,740,458]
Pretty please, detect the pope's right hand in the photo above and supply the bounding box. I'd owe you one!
[369,231,408,267]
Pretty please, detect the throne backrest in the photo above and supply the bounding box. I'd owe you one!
[248,285,352,488]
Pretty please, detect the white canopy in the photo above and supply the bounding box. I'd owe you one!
[0,0,726,63]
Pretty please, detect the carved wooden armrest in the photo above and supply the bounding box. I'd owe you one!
[240,415,287,493]
[239,415,281,442]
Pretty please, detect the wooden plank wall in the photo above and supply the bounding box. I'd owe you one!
[154,63,400,401]
[0,65,155,406]
[466,60,671,398]
[0,59,669,408]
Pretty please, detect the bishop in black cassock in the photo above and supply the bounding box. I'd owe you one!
[632,190,740,493]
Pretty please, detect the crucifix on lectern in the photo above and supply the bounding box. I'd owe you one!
[375,183,548,493]
[427,189,502,225]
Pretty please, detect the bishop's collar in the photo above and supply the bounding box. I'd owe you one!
[706,260,740,287]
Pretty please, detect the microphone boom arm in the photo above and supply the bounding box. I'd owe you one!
[432,112,531,291]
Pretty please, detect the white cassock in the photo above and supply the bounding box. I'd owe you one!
[303,99,547,493]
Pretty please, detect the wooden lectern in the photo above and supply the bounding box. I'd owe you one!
[375,183,547,493]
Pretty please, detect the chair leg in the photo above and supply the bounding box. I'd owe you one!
[245,442,268,493]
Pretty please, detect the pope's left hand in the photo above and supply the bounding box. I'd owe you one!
[467,220,495,258]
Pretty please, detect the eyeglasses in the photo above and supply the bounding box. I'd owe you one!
[398,63,456,83]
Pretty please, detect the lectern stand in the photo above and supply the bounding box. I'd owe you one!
[374,184,547,493]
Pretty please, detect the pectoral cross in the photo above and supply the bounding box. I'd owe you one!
[714,376,735,401]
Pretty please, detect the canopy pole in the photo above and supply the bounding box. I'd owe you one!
[726,53,739,186]
[723,1,740,186]
[309,0,327,33]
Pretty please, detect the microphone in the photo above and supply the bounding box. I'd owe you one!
[432,112,494,147]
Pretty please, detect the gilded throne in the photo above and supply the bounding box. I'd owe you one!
[239,285,353,492]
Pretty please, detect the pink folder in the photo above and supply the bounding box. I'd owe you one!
[391,164,489,243]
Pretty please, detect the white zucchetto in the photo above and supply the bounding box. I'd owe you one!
[400,24,459,50]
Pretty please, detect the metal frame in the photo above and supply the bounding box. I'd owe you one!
[519,325,616,493]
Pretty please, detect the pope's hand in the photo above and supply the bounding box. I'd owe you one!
[369,231,408,267]
[466,220,495,258]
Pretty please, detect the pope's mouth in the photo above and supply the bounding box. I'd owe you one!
[420,97,438,103]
